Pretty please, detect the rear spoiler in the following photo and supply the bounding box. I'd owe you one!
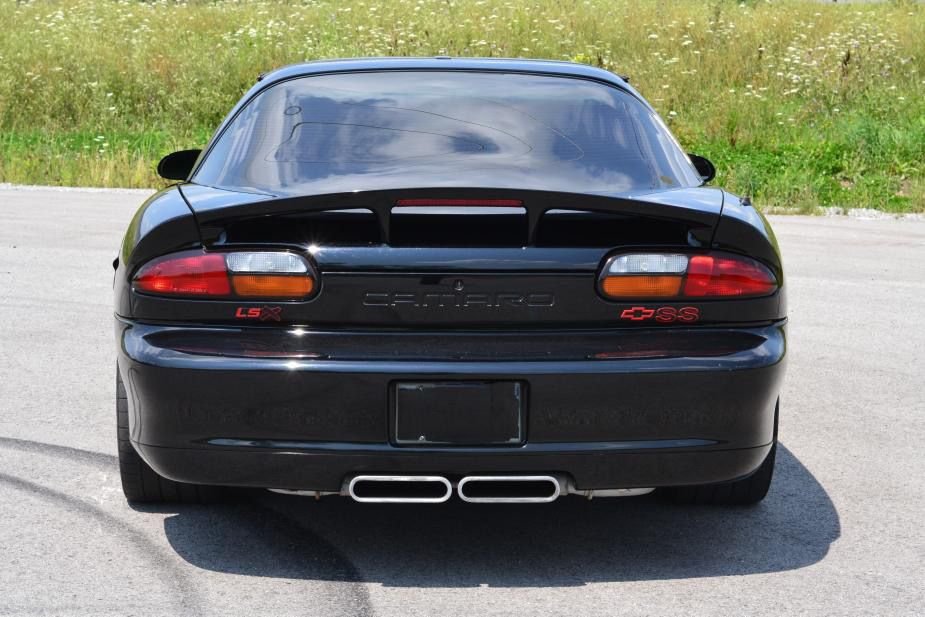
[180,185,723,247]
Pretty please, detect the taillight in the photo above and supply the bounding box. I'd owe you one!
[683,254,776,297]
[133,250,316,299]
[226,252,315,298]
[599,252,776,300]
[134,253,230,296]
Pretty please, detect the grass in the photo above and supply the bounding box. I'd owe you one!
[0,0,923,212]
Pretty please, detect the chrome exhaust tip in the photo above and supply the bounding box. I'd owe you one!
[347,475,452,503]
[457,475,561,504]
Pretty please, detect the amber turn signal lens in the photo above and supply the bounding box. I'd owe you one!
[601,275,683,298]
[231,275,314,298]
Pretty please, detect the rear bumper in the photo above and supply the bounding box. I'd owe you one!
[116,319,786,491]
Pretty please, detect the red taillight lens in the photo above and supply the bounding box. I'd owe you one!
[599,252,776,300]
[133,251,316,299]
[683,255,777,297]
[134,253,230,296]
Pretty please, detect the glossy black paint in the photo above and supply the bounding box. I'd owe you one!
[130,272,783,328]
[115,58,788,494]
[156,149,202,181]
[136,443,772,492]
[117,319,784,490]
[123,184,789,328]
[114,186,199,316]
[688,153,716,183]
[180,185,723,248]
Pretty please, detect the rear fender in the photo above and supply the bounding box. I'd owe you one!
[115,186,200,317]
[713,191,786,317]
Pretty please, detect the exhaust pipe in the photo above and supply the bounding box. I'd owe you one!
[457,475,561,504]
[570,487,654,499]
[347,475,452,503]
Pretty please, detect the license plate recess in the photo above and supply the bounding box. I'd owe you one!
[391,381,525,446]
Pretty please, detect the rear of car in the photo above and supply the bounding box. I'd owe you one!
[115,60,786,505]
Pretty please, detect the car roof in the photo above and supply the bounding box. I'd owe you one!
[257,56,630,88]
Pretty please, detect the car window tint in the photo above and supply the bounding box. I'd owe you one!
[195,71,702,195]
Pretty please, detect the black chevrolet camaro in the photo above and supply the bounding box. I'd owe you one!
[115,58,786,506]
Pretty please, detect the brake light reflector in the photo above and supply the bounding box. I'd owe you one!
[134,250,316,299]
[134,253,230,296]
[599,252,776,300]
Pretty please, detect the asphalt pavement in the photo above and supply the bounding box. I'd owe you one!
[0,186,922,617]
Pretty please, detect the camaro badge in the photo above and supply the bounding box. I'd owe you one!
[363,292,555,308]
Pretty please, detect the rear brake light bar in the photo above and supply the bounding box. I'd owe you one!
[599,252,777,300]
[394,198,524,207]
[134,250,316,299]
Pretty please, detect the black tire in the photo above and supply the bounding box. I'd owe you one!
[117,370,222,504]
[661,443,776,505]
[661,401,779,506]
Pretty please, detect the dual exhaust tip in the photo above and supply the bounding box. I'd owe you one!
[346,475,651,504]
[348,475,560,504]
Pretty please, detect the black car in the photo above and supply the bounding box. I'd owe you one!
[115,57,786,506]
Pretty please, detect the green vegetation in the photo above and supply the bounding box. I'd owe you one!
[1,0,923,212]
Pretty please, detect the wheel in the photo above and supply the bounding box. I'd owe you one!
[117,370,222,503]
[661,401,779,506]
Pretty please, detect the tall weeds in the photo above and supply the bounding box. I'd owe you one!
[0,0,922,211]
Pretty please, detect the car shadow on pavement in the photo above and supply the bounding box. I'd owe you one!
[154,444,839,587]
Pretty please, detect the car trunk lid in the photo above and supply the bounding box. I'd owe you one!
[156,184,730,327]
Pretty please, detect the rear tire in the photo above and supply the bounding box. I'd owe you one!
[661,443,776,505]
[662,401,778,506]
[117,370,222,504]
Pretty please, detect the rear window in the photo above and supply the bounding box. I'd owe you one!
[194,71,701,195]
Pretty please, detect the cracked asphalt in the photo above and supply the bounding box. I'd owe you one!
[0,187,923,616]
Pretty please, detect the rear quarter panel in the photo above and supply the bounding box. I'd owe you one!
[713,191,786,319]
[114,186,200,317]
